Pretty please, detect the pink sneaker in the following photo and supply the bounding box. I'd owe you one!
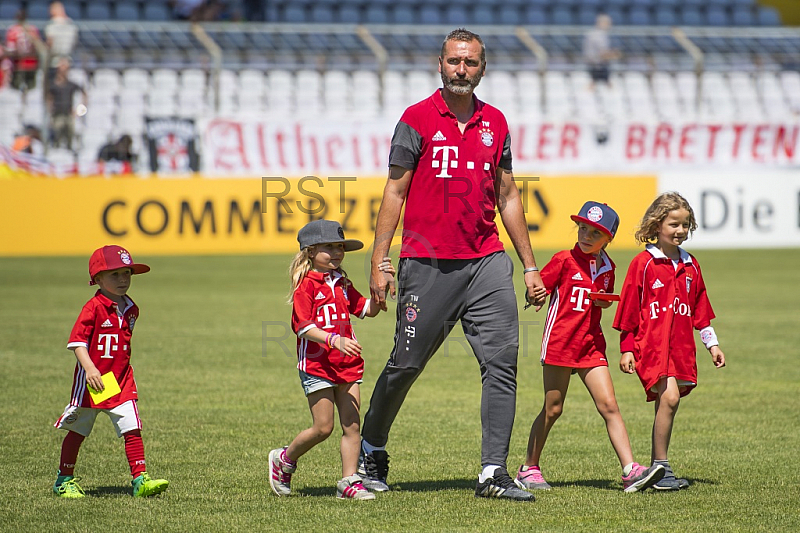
[336,475,375,500]
[269,447,297,496]
[515,465,552,490]
[622,463,665,493]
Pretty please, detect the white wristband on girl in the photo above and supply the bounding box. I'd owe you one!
[699,326,719,349]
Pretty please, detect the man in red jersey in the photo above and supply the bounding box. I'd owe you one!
[358,28,547,501]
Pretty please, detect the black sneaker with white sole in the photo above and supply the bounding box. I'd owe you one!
[358,449,390,492]
[475,467,535,501]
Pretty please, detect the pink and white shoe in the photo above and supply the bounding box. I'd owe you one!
[515,465,552,490]
[336,475,375,500]
[268,447,296,496]
[622,463,665,493]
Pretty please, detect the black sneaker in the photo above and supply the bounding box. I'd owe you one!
[475,467,535,501]
[653,464,689,490]
[358,449,390,492]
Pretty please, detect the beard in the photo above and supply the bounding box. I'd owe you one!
[441,70,483,95]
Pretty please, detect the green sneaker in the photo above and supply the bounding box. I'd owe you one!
[132,472,169,498]
[53,476,86,499]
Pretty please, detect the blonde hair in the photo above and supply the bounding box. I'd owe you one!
[287,246,351,304]
[635,192,698,244]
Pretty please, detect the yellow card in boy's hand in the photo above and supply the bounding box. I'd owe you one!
[87,372,121,404]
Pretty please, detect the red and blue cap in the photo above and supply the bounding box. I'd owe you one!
[570,201,619,239]
[88,245,150,285]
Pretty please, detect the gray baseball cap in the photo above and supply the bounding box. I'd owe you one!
[297,219,364,251]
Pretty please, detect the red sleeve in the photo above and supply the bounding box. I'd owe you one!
[68,300,96,347]
[539,253,564,293]
[291,281,315,334]
[619,330,635,353]
[613,254,643,333]
[346,283,367,318]
[691,258,716,330]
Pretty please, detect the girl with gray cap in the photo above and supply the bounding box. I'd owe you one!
[269,220,393,500]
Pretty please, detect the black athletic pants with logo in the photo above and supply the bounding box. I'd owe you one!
[362,251,520,468]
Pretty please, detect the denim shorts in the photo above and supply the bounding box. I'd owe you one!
[299,370,362,396]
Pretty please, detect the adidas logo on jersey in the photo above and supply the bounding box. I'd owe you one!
[651,279,664,289]
[315,292,325,300]
[432,130,446,141]
[572,272,583,281]
[101,319,113,328]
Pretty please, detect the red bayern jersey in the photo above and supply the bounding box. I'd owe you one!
[4,24,40,70]
[291,270,369,383]
[613,245,715,401]
[540,245,615,368]
[66,290,140,409]
[390,89,511,259]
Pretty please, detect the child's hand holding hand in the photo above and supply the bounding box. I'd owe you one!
[337,336,362,357]
[378,257,396,301]
[709,345,725,368]
[619,352,636,374]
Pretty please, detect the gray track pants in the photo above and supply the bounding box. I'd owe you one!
[362,251,520,468]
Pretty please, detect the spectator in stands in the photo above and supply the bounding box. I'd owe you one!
[583,14,620,89]
[12,125,45,156]
[98,135,137,173]
[4,9,42,95]
[172,0,225,22]
[47,57,85,150]
[45,2,78,76]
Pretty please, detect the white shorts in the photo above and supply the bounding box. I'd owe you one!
[54,400,142,438]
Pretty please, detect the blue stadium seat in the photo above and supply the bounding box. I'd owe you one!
[338,5,361,23]
[657,0,680,5]
[26,0,51,19]
[143,3,171,21]
[364,5,389,24]
[680,6,704,26]
[471,5,497,25]
[603,6,625,26]
[85,3,112,20]
[681,0,705,6]
[444,5,468,26]
[498,5,520,25]
[654,6,678,26]
[577,6,598,26]
[756,6,781,26]
[522,7,547,25]
[627,6,653,25]
[419,5,442,24]
[579,0,603,7]
[392,5,415,24]
[115,2,141,21]
[706,6,730,26]
[61,1,82,20]
[550,6,574,25]
[731,6,755,26]
[630,0,657,6]
[0,2,17,19]
[732,0,754,5]
[310,5,334,23]
[283,4,306,22]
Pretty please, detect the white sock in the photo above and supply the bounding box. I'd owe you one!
[361,440,384,455]
[623,462,634,476]
[478,464,503,483]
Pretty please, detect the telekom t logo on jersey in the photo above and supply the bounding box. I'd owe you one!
[432,146,458,178]
[317,303,339,329]
[98,333,119,358]
[570,287,592,312]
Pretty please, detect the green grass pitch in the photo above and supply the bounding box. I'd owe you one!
[1,249,798,532]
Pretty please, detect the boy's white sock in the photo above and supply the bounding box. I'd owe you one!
[478,464,503,483]
[361,440,384,455]
[623,462,634,476]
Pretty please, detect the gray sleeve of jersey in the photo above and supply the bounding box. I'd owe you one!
[388,121,422,170]
[499,132,512,171]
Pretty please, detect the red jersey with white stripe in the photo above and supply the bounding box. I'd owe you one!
[291,270,369,383]
[613,245,715,401]
[4,24,41,71]
[540,245,615,368]
[66,291,139,409]
[390,89,511,259]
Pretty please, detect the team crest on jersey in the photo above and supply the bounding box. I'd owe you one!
[479,127,494,147]
[603,276,610,290]
[404,303,420,323]
[119,250,132,265]
[129,315,136,330]
[686,277,692,293]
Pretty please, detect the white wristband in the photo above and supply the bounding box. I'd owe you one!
[699,326,719,349]
[523,267,539,274]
